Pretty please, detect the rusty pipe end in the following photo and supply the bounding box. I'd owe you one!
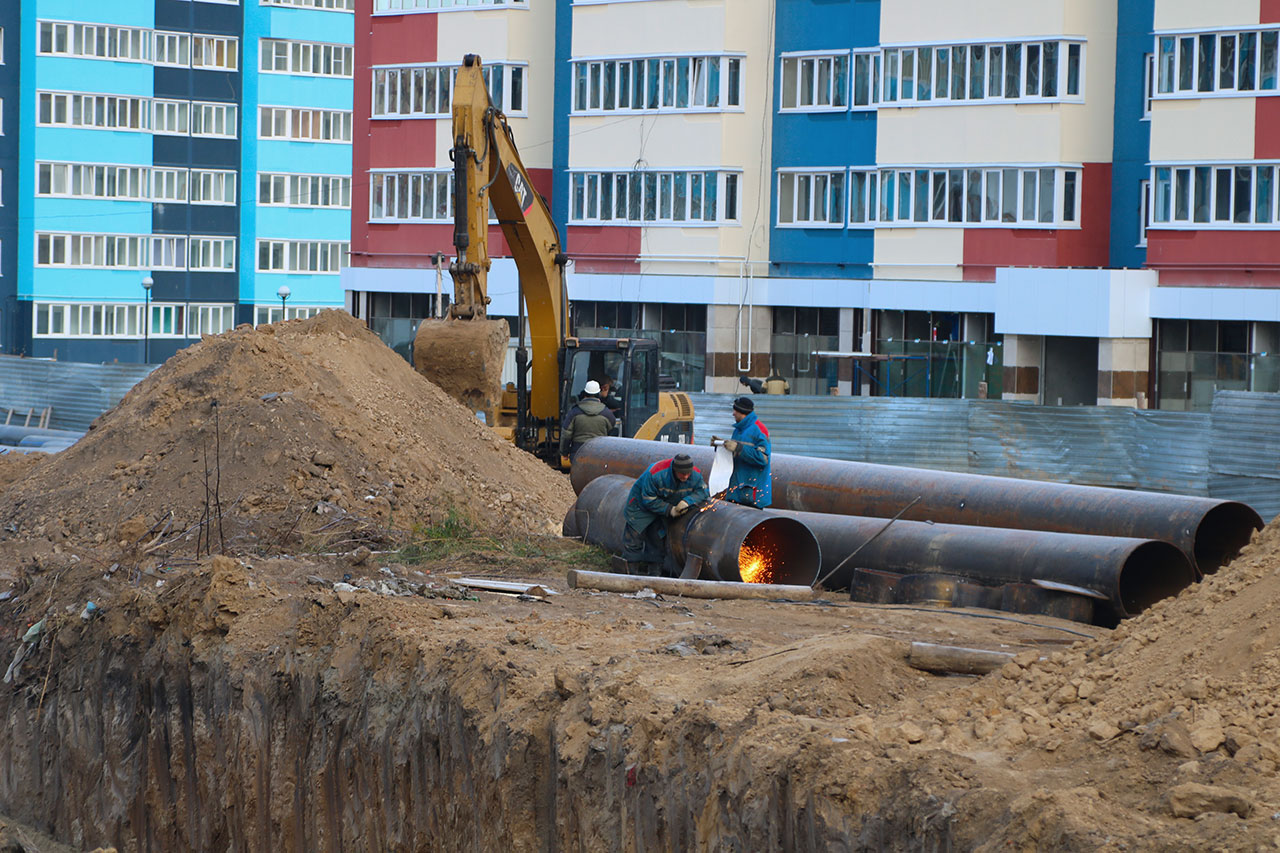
[1193,501,1264,574]
[1117,540,1197,617]
[725,516,821,587]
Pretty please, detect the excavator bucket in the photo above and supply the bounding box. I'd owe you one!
[413,318,509,426]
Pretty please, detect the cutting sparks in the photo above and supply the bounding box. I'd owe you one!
[738,543,777,584]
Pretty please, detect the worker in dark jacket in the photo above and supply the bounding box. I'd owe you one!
[718,396,772,508]
[560,380,616,459]
[622,453,710,575]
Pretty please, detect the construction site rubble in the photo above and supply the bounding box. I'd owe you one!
[0,316,1277,849]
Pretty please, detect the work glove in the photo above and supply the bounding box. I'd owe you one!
[710,435,723,446]
[673,499,691,517]
[723,439,740,454]
[668,504,682,518]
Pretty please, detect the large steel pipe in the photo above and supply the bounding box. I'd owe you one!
[563,475,821,586]
[780,510,1195,620]
[569,438,1263,575]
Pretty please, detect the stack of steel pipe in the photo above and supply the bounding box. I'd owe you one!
[565,438,1264,624]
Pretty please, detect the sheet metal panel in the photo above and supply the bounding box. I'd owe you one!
[0,355,154,432]
[967,402,1139,487]
[1209,392,1280,522]
[1132,410,1211,495]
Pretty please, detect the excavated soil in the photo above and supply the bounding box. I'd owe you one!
[0,311,571,561]
[0,314,1278,850]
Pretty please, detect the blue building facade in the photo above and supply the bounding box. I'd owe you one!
[11,0,352,363]
[0,3,18,352]
[1108,0,1154,270]
[769,0,879,281]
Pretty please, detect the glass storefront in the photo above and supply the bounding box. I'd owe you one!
[1156,320,1279,411]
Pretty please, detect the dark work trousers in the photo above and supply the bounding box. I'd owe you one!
[622,518,667,570]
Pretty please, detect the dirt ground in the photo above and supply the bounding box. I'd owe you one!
[0,314,1277,850]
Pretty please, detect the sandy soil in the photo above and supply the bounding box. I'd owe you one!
[0,314,1277,850]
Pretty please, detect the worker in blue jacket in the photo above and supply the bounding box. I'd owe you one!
[622,453,710,575]
[718,396,772,508]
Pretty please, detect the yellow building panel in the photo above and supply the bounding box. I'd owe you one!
[573,2,727,56]
[877,106,1083,164]
[881,1,1068,45]
[1154,0,1260,32]
[873,229,965,282]
[1149,98,1257,161]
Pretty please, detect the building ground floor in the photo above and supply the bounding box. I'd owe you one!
[341,262,1280,413]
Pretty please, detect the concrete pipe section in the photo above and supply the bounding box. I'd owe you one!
[783,510,1196,622]
[563,475,821,586]
[569,438,1263,576]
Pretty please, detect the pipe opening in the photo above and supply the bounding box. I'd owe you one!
[1117,541,1196,616]
[730,518,821,586]
[1193,502,1265,574]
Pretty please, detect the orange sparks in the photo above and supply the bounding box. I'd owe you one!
[738,543,776,584]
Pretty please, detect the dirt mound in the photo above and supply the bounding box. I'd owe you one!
[0,311,573,556]
[0,453,46,493]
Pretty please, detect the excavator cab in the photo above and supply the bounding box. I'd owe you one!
[559,338,692,452]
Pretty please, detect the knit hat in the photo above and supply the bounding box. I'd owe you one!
[583,380,601,395]
[672,453,694,474]
[732,396,754,414]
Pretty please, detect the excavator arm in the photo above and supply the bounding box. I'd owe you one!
[448,54,567,423]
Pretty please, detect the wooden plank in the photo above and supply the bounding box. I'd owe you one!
[453,577,558,596]
[566,569,819,601]
[906,641,1018,675]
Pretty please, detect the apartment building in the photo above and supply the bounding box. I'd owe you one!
[341,0,555,360]
[345,0,1280,409]
[4,0,353,364]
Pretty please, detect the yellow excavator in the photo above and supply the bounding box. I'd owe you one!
[413,55,695,466]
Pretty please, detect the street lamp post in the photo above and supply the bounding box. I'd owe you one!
[277,285,291,322]
[141,276,154,363]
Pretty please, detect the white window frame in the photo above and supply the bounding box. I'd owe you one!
[258,106,353,143]
[1138,178,1151,247]
[37,91,152,132]
[368,170,456,222]
[38,21,151,63]
[259,38,353,78]
[848,164,1083,229]
[190,237,237,271]
[191,35,239,71]
[153,99,190,135]
[191,101,238,139]
[36,162,151,201]
[153,31,192,67]
[190,304,237,336]
[779,51,849,112]
[879,38,1086,108]
[372,0,525,14]
[1149,161,1280,229]
[262,0,355,10]
[1154,27,1280,99]
[256,240,349,274]
[372,63,528,118]
[34,302,146,338]
[254,305,325,325]
[776,168,846,227]
[567,169,740,226]
[258,172,352,209]
[570,53,743,115]
[190,170,237,205]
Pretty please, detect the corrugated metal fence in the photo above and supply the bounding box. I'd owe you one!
[0,355,155,433]
[689,392,1278,521]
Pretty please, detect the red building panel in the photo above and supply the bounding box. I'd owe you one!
[566,226,643,274]
[961,163,1112,282]
[368,120,439,167]
[1146,230,1280,286]
[1263,0,1280,23]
